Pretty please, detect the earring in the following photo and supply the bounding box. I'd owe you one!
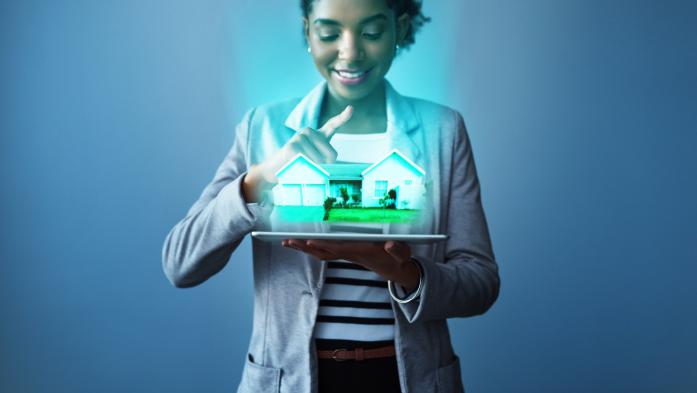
[307,47,312,53]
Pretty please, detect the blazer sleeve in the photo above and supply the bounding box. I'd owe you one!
[162,107,271,288]
[395,112,500,322]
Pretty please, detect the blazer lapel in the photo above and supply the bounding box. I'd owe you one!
[284,81,327,132]
[385,81,422,166]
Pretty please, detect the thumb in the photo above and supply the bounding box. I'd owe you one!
[384,241,411,263]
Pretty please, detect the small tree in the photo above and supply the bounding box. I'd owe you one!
[339,186,349,207]
[323,197,336,221]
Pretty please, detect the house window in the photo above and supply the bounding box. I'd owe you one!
[404,179,413,185]
[375,180,388,197]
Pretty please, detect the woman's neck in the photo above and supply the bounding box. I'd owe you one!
[321,80,387,134]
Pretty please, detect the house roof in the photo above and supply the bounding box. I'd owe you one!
[361,149,425,177]
[320,163,371,180]
[276,150,425,182]
[275,153,330,179]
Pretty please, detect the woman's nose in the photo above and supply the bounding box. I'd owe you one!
[338,34,364,62]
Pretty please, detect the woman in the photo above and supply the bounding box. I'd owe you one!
[162,0,500,392]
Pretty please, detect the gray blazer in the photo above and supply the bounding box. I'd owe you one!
[162,80,500,393]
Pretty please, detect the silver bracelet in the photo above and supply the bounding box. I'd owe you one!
[388,259,423,304]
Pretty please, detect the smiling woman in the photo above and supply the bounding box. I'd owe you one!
[301,0,430,133]
[304,0,406,107]
[162,1,499,392]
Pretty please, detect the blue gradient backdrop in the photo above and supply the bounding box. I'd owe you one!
[2,1,695,392]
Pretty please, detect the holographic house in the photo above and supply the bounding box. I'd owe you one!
[272,149,426,209]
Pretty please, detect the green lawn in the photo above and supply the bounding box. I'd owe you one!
[274,206,421,223]
[328,208,420,223]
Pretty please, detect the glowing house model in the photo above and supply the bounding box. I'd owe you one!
[272,149,426,209]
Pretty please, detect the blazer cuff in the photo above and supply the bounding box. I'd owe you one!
[391,257,425,322]
[389,258,423,302]
[216,173,273,234]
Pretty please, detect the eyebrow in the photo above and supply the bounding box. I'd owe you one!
[313,13,388,26]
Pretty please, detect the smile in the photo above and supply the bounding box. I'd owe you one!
[333,68,371,85]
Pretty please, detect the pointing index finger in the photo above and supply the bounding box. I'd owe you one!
[320,105,353,140]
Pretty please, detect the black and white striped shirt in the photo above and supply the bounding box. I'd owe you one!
[313,260,395,343]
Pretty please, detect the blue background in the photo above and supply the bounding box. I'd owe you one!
[2,1,696,392]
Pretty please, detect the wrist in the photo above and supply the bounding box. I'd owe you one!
[394,258,421,292]
[242,165,273,203]
[388,258,423,304]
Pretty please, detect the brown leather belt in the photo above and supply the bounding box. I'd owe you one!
[317,344,396,362]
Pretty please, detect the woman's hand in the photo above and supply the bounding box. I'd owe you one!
[281,239,421,292]
[242,106,353,202]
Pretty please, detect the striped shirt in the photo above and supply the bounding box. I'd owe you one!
[313,260,394,343]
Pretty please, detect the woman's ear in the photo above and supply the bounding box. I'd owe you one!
[303,17,310,43]
[396,13,410,46]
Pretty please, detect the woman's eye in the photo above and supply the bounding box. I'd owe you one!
[318,34,339,42]
[363,32,383,40]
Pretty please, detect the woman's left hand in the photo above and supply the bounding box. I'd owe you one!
[281,239,421,292]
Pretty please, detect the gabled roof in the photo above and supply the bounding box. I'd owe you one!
[361,149,425,177]
[275,150,425,181]
[275,153,330,179]
[320,163,371,180]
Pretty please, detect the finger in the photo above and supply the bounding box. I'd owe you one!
[384,241,411,263]
[307,240,354,253]
[300,248,335,261]
[288,239,338,260]
[299,128,338,163]
[308,240,383,259]
[306,240,349,255]
[319,105,353,140]
[289,239,312,248]
[308,240,374,248]
[292,133,325,164]
[304,241,343,260]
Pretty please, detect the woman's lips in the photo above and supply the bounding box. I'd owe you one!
[333,68,371,85]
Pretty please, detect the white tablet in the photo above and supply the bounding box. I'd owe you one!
[251,231,448,244]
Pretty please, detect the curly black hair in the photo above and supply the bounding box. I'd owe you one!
[300,0,430,50]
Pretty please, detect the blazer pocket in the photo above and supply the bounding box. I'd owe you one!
[238,354,282,393]
[436,356,465,393]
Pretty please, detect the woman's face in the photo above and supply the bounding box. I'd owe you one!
[304,0,408,103]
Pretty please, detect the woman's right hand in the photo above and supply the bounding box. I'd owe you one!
[242,105,353,203]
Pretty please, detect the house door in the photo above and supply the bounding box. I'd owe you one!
[303,184,325,206]
[281,184,302,205]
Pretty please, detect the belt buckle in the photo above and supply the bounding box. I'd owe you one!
[331,348,349,362]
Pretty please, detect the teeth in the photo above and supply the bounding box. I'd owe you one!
[337,70,366,78]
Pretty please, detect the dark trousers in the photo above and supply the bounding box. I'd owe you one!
[317,356,402,393]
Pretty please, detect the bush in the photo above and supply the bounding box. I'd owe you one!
[351,193,361,205]
[323,197,337,220]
